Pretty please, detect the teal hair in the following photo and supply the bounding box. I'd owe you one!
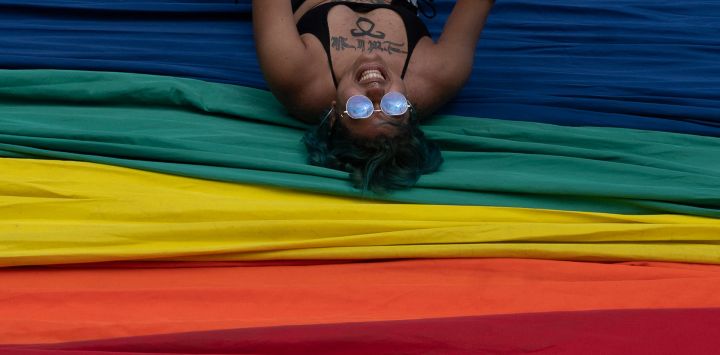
[302,109,443,193]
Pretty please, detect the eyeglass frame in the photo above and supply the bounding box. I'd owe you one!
[339,92,413,120]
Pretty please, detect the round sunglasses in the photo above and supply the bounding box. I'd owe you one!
[342,91,411,120]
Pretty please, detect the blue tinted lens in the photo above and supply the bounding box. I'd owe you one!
[346,95,374,119]
[380,92,409,116]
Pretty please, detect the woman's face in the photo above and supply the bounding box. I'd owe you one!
[332,53,410,139]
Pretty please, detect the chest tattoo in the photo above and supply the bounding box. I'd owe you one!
[330,15,407,55]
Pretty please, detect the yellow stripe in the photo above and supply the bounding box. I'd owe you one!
[2,158,719,267]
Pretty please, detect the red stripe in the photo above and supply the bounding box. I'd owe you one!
[6,308,720,355]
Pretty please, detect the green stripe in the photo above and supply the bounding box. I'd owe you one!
[1,69,719,216]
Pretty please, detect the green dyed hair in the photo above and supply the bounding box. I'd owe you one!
[302,109,443,193]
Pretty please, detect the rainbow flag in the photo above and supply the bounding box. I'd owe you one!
[1,1,719,353]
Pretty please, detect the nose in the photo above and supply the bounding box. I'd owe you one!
[365,86,385,104]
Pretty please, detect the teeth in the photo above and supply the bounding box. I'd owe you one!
[360,69,385,82]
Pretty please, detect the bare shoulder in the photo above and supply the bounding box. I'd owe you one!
[253,0,335,123]
[403,0,494,118]
[275,37,337,124]
[402,38,470,119]
[281,78,336,124]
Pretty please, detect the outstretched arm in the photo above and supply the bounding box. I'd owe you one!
[252,0,316,118]
[435,0,495,83]
[407,0,495,117]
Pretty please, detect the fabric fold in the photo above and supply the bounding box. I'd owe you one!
[2,70,720,217]
[2,158,720,266]
[3,258,720,344]
[2,0,719,136]
[7,309,720,355]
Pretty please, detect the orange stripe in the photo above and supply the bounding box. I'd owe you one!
[3,258,720,344]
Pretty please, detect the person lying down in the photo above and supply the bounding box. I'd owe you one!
[253,0,494,192]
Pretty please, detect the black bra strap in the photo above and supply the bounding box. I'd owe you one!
[292,0,306,13]
[297,1,430,87]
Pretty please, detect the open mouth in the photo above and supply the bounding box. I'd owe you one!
[356,65,387,84]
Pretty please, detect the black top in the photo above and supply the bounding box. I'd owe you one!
[294,1,431,87]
